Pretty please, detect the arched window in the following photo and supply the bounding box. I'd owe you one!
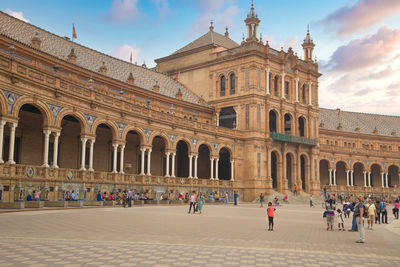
[220,76,226,96]
[274,76,278,96]
[269,110,277,133]
[230,73,236,95]
[285,81,289,99]
[298,117,305,137]
[302,84,306,103]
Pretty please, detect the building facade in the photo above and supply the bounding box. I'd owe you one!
[0,5,399,203]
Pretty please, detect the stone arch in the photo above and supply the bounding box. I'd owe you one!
[286,152,296,191]
[284,112,294,135]
[218,147,231,180]
[173,137,193,153]
[197,141,213,155]
[216,145,234,159]
[56,109,89,134]
[0,91,9,115]
[12,97,52,126]
[351,161,367,170]
[269,109,280,133]
[91,119,119,140]
[148,131,171,148]
[270,149,281,189]
[198,143,211,179]
[388,165,399,187]
[370,163,382,187]
[334,160,349,170]
[353,162,365,186]
[121,126,146,145]
[368,162,384,172]
[300,153,309,191]
[335,161,348,186]
[297,115,307,137]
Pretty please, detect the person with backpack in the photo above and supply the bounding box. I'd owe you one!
[380,199,388,224]
[366,198,377,230]
[354,197,365,243]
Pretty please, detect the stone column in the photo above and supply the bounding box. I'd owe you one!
[52,132,60,168]
[119,145,125,174]
[295,78,299,102]
[368,172,371,187]
[112,143,118,173]
[88,139,95,171]
[0,120,5,163]
[140,148,145,175]
[216,113,219,126]
[308,82,312,106]
[188,154,193,178]
[350,170,354,186]
[329,169,332,185]
[266,68,270,95]
[210,158,214,180]
[146,149,152,176]
[165,152,170,177]
[231,160,234,181]
[363,171,367,187]
[194,155,198,179]
[281,72,285,98]
[346,170,350,186]
[171,152,176,177]
[42,130,51,167]
[215,158,219,180]
[80,138,87,170]
[381,172,384,188]
[7,122,17,164]
[333,169,337,185]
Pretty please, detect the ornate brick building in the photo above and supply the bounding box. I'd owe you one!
[0,4,398,203]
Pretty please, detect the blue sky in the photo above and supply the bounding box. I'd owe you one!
[2,0,400,114]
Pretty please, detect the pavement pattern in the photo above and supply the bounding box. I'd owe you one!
[0,203,399,266]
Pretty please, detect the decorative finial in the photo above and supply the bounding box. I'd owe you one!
[251,0,254,8]
[307,24,310,33]
[225,26,229,37]
[209,20,214,31]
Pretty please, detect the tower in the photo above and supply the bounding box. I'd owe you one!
[302,25,315,62]
[244,0,260,41]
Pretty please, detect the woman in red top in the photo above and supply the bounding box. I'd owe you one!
[267,202,276,231]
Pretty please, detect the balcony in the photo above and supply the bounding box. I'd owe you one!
[270,132,317,146]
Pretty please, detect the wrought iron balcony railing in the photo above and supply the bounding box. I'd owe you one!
[270,132,317,146]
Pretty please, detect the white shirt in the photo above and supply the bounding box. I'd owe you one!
[190,195,195,202]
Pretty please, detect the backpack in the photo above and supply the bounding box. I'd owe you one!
[363,205,369,218]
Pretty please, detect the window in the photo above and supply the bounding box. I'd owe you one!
[274,76,278,96]
[302,84,306,103]
[230,73,236,95]
[285,81,289,99]
[298,117,305,137]
[220,76,226,96]
[245,104,250,129]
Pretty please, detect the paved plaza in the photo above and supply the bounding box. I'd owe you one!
[0,203,399,266]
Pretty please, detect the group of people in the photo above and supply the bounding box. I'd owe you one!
[26,190,42,202]
[96,190,136,208]
[188,191,204,214]
[324,193,400,243]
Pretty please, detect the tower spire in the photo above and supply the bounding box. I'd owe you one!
[302,24,315,62]
[245,0,260,41]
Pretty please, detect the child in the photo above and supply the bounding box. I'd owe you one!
[267,202,276,231]
[337,209,344,231]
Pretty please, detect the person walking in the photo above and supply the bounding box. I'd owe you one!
[366,198,377,230]
[197,192,204,214]
[393,200,399,220]
[375,199,381,224]
[337,209,344,231]
[267,202,276,231]
[188,191,196,214]
[354,197,365,243]
[325,195,336,231]
[260,193,264,208]
[310,195,313,208]
[234,191,238,206]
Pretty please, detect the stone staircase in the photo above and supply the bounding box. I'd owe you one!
[254,191,325,206]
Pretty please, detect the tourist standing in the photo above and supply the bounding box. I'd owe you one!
[70,190,76,201]
[260,193,264,208]
[293,184,298,197]
[97,191,103,201]
[197,192,204,214]
[234,191,238,206]
[267,202,276,231]
[128,189,133,207]
[337,209,344,231]
[310,195,313,208]
[224,192,229,204]
[375,199,381,224]
[354,197,365,243]
[188,191,196,214]
[366,199,377,230]
[325,195,336,231]
[380,199,388,224]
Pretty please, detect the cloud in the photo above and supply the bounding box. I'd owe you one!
[186,0,239,37]
[365,66,394,80]
[283,36,299,52]
[317,0,400,37]
[104,0,140,23]
[111,44,140,63]
[4,9,29,22]
[322,26,400,72]
[151,0,170,21]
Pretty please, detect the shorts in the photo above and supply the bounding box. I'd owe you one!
[268,216,274,224]
[369,215,375,221]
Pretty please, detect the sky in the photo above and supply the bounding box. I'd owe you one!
[2,0,400,115]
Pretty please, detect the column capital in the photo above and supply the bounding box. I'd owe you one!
[43,129,51,136]
[0,120,6,126]
[147,149,152,153]
[9,122,17,128]
[120,145,125,149]
[295,77,299,82]
[81,137,88,143]
[53,131,61,137]
[112,143,119,149]
[230,160,234,163]
[265,67,270,72]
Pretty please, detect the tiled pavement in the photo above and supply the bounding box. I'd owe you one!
[0,204,399,266]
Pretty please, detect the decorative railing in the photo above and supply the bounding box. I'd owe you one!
[270,132,317,146]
